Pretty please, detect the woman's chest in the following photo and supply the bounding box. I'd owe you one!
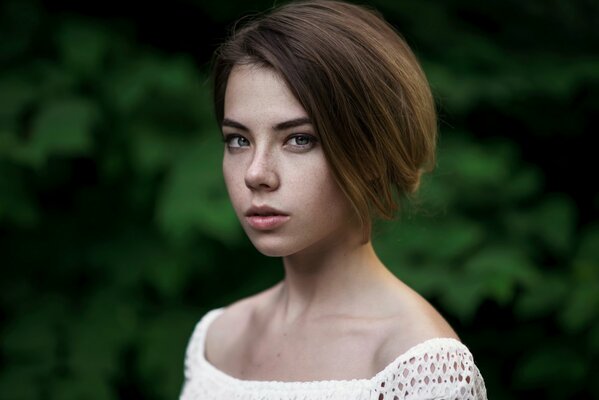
[214,319,388,382]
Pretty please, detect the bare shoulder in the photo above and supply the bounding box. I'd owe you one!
[204,282,282,363]
[372,281,459,371]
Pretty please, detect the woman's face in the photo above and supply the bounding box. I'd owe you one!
[222,64,359,257]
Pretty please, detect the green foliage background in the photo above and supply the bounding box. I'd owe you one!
[1,0,597,399]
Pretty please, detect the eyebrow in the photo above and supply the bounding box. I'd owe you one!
[222,117,312,132]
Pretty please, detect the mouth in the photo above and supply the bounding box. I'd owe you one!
[244,205,289,217]
[247,212,286,216]
[244,205,290,230]
[245,214,290,230]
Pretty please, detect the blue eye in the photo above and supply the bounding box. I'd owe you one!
[223,135,249,148]
[287,135,317,149]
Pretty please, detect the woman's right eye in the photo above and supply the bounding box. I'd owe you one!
[223,134,250,148]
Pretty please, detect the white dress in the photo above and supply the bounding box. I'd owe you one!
[179,308,488,400]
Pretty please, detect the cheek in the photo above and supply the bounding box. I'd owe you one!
[287,158,352,218]
[321,177,353,221]
[222,159,246,212]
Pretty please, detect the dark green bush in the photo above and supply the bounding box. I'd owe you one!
[1,0,597,399]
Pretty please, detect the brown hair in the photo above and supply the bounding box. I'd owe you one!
[213,0,437,239]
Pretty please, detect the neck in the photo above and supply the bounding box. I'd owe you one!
[274,233,394,324]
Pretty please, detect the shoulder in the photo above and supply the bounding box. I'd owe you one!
[374,338,487,400]
[370,282,487,398]
[372,281,459,372]
[204,282,282,362]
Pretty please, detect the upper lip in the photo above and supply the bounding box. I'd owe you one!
[245,205,289,216]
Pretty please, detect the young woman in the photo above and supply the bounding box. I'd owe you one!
[180,1,487,399]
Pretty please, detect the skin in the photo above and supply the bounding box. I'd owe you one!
[206,64,458,382]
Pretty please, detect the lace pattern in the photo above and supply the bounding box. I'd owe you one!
[180,308,487,400]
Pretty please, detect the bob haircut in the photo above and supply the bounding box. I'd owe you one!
[212,0,437,239]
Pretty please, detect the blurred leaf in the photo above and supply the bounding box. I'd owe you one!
[48,375,113,400]
[515,345,586,388]
[575,224,599,263]
[87,230,162,287]
[375,216,484,263]
[88,228,203,298]
[105,55,210,127]
[437,136,520,207]
[0,163,38,227]
[129,122,184,176]
[531,195,577,254]
[554,225,599,332]
[0,366,39,400]
[35,62,78,98]
[66,290,137,377]
[505,195,577,258]
[426,55,599,113]
[588,321,599,355]
[0,76,36,123]
[448,141,510,185]
[137,311,198,400]
[515,273,569,318]
[13,98,97,167]
[528,57,599,99]
[2,300,62,360]
[463,245,539,305]
[429,218,485,260]
[157,133,241,244]
[440,274,487,322]
[398,263,454,297]
[144,250,192,299]
[558,280,599,333]
[417,170,455,210]
[56,21,110,76]
[0,0,42,62]
[1,296,65,381]
[503,165,544,201]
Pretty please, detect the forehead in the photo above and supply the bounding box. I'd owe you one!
[224,64,308,122]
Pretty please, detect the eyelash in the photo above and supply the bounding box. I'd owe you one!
[222,134,318,150]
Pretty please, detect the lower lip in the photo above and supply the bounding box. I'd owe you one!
[245,215,290,230]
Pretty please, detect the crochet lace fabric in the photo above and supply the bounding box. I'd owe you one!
[180,308,487,400]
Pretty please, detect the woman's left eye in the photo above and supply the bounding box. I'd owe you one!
[286,135,317,148]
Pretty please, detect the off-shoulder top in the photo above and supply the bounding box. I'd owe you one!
[179,308,487,400]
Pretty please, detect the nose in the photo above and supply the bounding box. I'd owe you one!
[244,148,279,191]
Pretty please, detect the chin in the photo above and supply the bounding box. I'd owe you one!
[247,234,304,258]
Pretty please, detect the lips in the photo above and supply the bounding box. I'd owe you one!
[244,205,290,230]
